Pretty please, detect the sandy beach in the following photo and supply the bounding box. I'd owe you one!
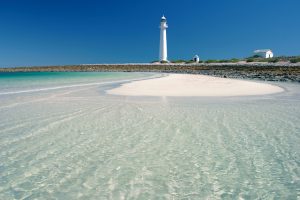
[107,74,284,96]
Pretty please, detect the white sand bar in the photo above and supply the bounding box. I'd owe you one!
[107,74,284,97]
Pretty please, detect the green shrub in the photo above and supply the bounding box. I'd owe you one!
[219,59,229,63]
[205,59,219,63]
[290,58,300,63]
[246,58,254,62]
[230,58,240,63]
[171,60,186,63]
[185,60,195,64]
[268,58,279,63]
[256,59,268,62]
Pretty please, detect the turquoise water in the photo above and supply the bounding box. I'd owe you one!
[0,72,150,93]
[0,72,299,199]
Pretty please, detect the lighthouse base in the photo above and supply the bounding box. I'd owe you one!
[160,60,169,64]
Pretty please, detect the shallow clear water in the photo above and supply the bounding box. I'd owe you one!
[0,72,299,199]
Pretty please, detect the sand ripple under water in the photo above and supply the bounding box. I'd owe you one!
[0,72,299,199]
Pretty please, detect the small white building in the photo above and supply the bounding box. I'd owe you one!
[193,55,200,63]
[253,49,274,58]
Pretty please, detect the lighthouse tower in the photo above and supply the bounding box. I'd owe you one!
[159,15,168,62]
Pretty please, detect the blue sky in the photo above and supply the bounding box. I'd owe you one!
[0,0,299,67]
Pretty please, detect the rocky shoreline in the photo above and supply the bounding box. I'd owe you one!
[1,63,300,82]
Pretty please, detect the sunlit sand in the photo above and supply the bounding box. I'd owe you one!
[107,74,284,96]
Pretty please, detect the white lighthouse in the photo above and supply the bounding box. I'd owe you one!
[159,15,168,62]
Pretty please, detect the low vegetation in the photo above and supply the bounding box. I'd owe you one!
[205,58,241,63]
[245,56,300,63]
[205,59,219,63]
[170,60,187,63]
[246,58,254,63]
[290,57,300,63]
[154,56,300,64]
[170,59,203,64]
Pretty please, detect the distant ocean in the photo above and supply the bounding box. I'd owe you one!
[0,72,299,199]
